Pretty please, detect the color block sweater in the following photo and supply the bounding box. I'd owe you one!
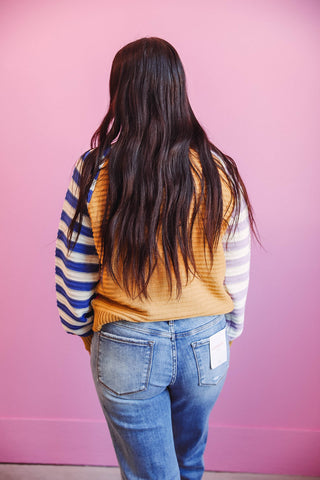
[55,148,251,353]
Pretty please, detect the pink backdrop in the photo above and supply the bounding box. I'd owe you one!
[1,0,319,475]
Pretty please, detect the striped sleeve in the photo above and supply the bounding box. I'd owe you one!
[222,192,251,343]
[55,150,100,353]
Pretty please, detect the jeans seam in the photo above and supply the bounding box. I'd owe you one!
[191,343,201,386]
[169,336,177,385]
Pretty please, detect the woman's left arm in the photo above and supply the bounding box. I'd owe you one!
[222,192,251,346]
[55,152,100,353]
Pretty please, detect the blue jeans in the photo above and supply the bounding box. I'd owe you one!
[90,314,230,480]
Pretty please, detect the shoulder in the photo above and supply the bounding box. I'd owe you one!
[77,148,97,168]
[189,148,235,223]
[87,146,111,203]
[78,145,110,168]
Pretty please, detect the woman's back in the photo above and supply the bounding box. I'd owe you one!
[86,147,235,329]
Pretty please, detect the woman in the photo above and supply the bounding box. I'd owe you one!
[55,37,258,480]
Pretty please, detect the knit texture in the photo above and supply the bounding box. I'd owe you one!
[88,149,234,330]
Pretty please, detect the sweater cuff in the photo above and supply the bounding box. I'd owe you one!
[81,333,93,353]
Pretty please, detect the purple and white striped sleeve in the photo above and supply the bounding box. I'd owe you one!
[222,193,251,343]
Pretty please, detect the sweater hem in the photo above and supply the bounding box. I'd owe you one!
[92,305,234,333]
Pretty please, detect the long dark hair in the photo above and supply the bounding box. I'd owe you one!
[68,37,260,299]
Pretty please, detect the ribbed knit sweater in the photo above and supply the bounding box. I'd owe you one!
[55,148,251,353]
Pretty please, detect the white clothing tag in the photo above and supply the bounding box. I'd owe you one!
[209,328,228,369]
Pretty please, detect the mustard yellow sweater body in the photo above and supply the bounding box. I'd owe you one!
[55,148,251,352]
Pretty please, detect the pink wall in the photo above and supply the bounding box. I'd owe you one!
[1,0,319,475]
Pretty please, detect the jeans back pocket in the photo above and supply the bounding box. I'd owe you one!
[191,328,230,386]
[97,331,155,395]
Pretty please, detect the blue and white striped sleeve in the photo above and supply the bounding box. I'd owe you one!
[222,193,251,344]
[55,150,100,353]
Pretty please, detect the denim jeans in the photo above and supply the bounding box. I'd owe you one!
[90,314,230,480]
